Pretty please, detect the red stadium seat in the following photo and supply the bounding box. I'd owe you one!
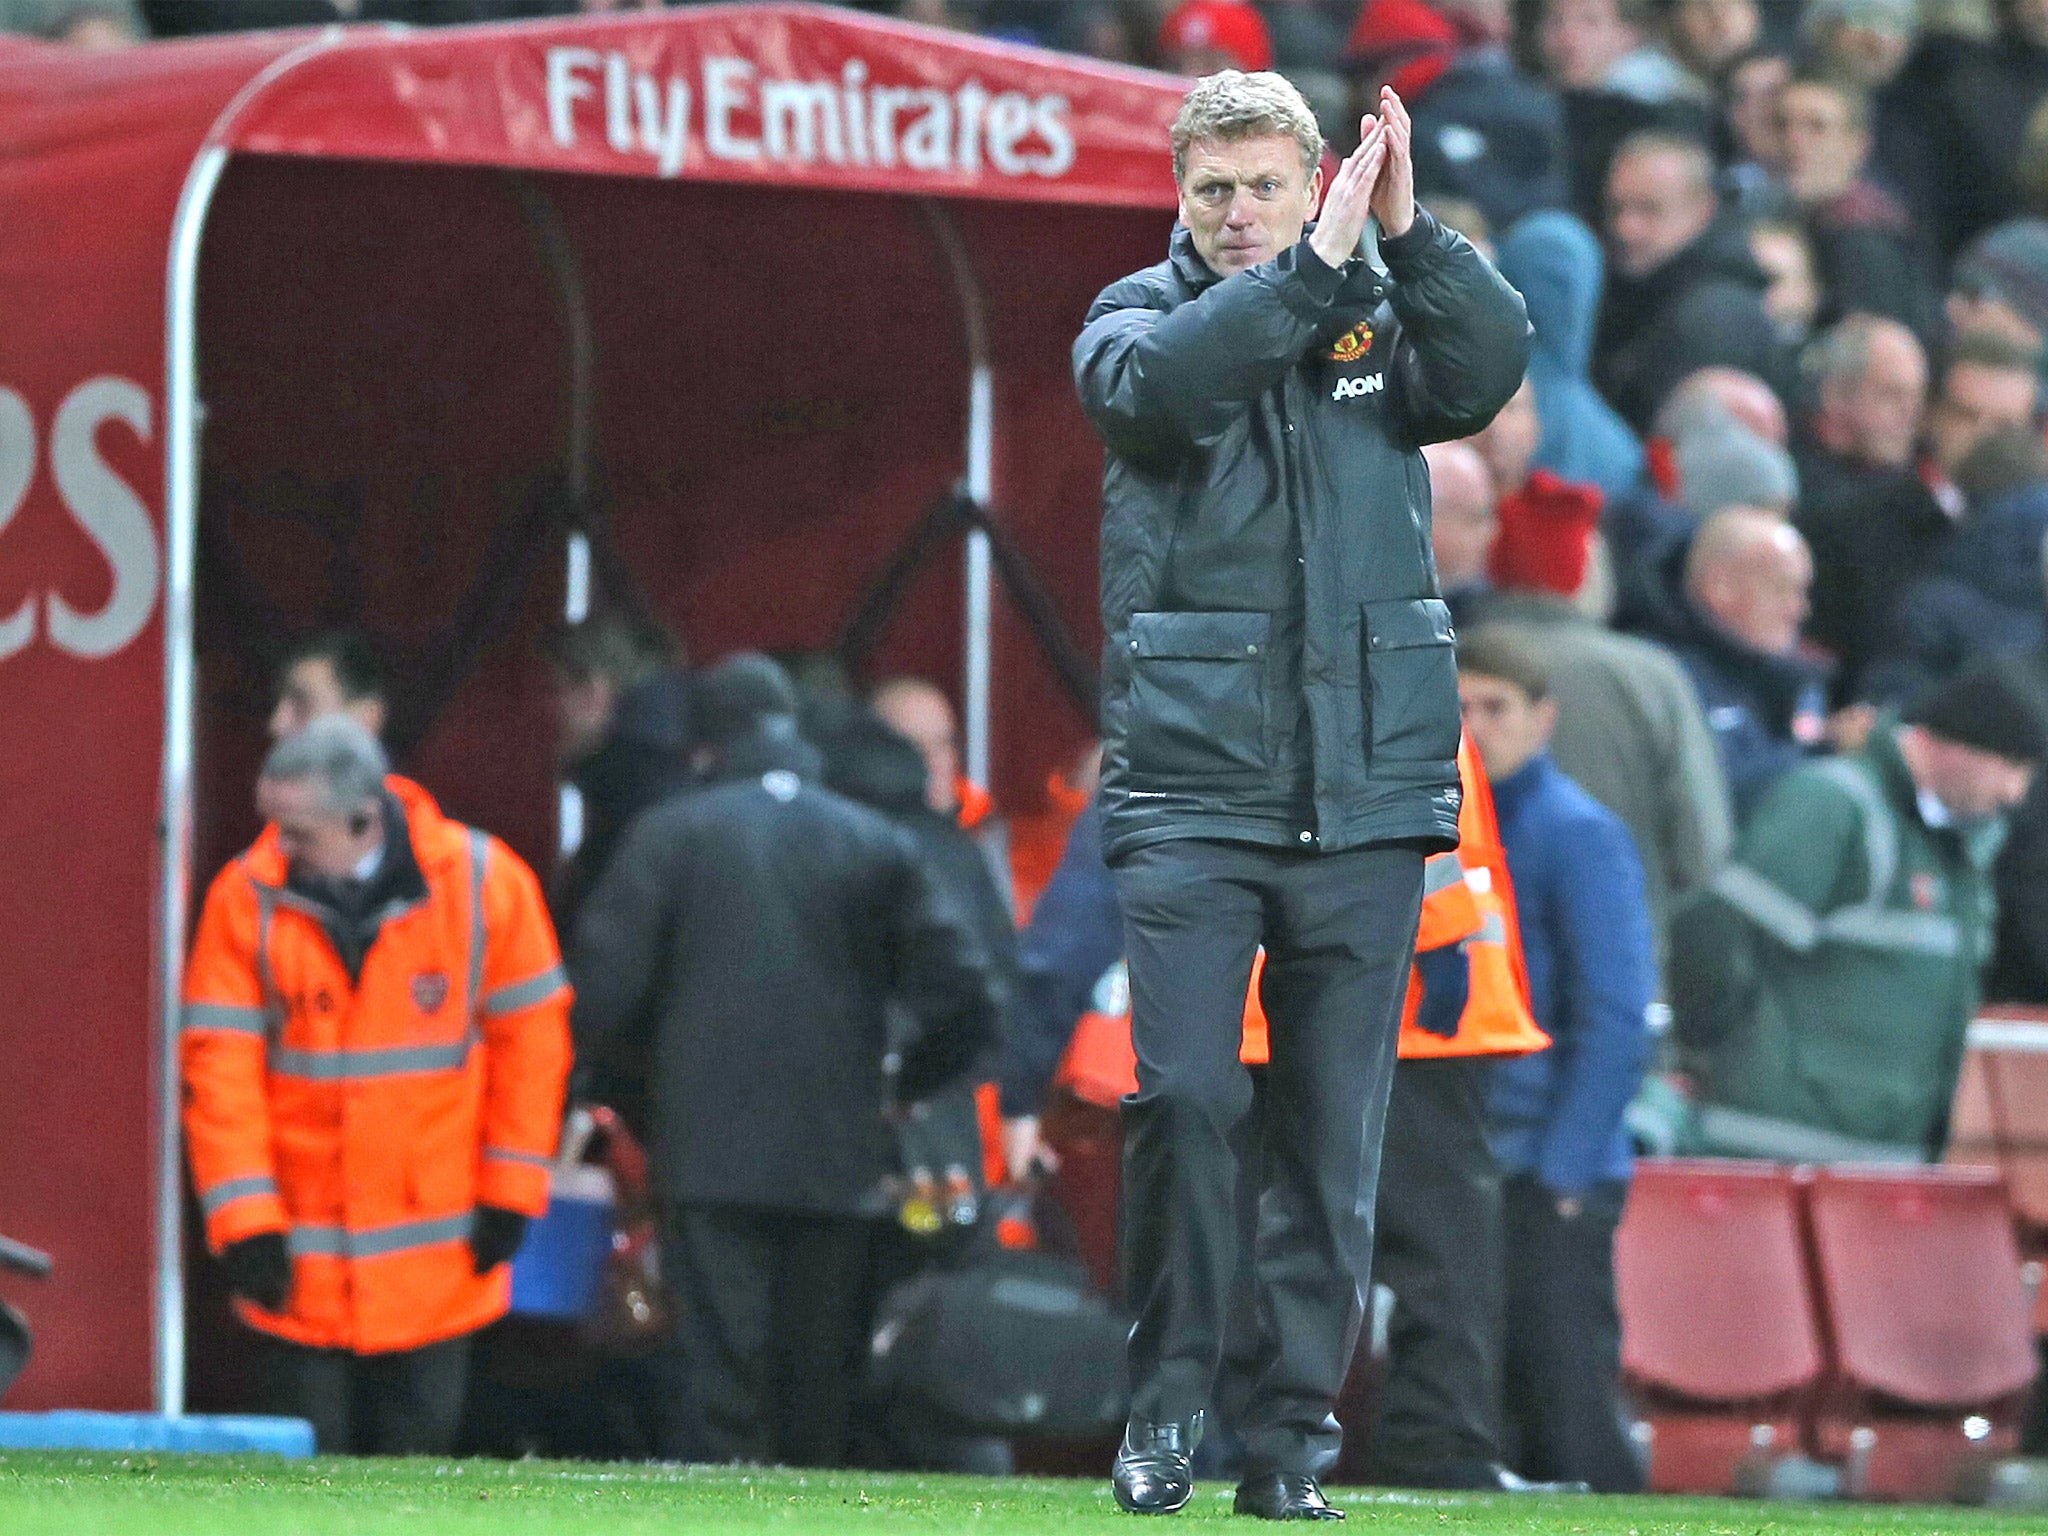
[1804,1165,2038,1500]
[1615,1159,1825,1494]
[1978,1016,2048,1240]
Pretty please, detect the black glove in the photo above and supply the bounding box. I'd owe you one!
[1413,942,1472,1039]
[220,1232,292,1313]
[469,1206,530,1276]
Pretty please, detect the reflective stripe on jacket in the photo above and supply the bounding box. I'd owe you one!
[182,775,573,1354]
[1058,739,1547,1105]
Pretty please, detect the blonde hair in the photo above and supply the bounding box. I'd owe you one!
[1170,71,1324,184]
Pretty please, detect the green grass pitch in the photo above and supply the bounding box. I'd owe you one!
[4,1455,2047,1536]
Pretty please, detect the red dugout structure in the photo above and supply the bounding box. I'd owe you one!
[0,6,1183,1411]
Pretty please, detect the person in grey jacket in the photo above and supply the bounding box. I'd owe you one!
[1073,68,1528,1521]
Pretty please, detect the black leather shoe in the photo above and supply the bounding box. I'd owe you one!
[1233,1473,1345,1520]
[1112,1416,1201,1514]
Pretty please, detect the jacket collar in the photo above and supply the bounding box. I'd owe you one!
[1169,224,1222,293]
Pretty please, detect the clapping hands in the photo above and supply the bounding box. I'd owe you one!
[1307,87,1417,270]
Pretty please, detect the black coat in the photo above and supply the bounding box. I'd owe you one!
[1795,464,1952,703]
[568,727,999,1214]
[1074,211,1529,863]
[1593,218,1794,434]
[556,669,694,932]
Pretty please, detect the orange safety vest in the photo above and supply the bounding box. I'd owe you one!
[181,776,573,1354]
[1058,739,1547,1107]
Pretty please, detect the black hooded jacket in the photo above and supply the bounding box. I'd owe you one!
[1074,210,1529,863]
[1593,218,1794,434]
[568,724,1000,1213]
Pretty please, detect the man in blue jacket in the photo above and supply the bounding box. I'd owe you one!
[1457,627,1655,1493]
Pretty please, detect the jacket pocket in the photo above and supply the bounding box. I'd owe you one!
[1362,598,1460,766]
[1125,610,1271,780]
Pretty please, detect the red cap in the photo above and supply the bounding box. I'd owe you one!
[1347,0,1459,97]
[1489,471,1605,597]
[1160,0,1274,73]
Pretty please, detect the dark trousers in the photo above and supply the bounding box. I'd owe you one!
[1500,1174,1644,1493]
[663,1202,877,1467]
[1113,837,1424,1477]
[1368,1057,1507,1481]
[257,1332,472,1455]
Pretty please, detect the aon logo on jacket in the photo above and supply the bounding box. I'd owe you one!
[1332,374,1385,401]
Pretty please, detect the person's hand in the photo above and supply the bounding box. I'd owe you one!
[1826,703,1878,752]
[1412,942,1471,1039]
[220,1231,292,1313]
[1366,86,1416,239]
[1002,1116,1060,1183]
[469,1206,530,1275]
[1308,116,1389,270]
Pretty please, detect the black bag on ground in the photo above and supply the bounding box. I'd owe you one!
[867,1210,1129,1439]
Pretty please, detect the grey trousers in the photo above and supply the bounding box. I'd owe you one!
[1113,836,1424,1477]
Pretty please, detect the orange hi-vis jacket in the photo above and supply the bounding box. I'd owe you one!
[1059,739,1547,1107]
[181,776,573,1354]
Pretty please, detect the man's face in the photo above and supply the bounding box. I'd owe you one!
[873,683,962,816]
[1817,20,1913,89]
[1671,0,1760,72]
[1825,326,1927,469]
[1917,735,2036,820]
[270,657,385,742]
[1726,54,1790,166]
[1777,83,1869,205]
[2012,0,2048,50]
[1700,530,1812,654]
[1539,0,1636,91]
[1607,149,1716,279]
[1470,381,1541,494]
[1177,133,1320,278]
[1458,673,1557,780]
[1928,362,2040,477]
[257,775,375,882]
[551,671,616,766]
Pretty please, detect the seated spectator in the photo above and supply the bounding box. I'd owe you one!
[1663,0,1760,89]
[1422,439,1501,622]
[1456,628,1653,1494]
[1800,328,2044,697]
[1948,218,2048,362]
[1795,313,1928,512]
[1538,0,1716,223]
[1630,507,1828,818]
[1472,380,1608,565]
[1774,71,1941,344]
[1672,657,2048,1162]
[1347,0,1569,233]
[1717,46,1793,216]
[1496,209,1647,499]
[32,0,135,43]
[1449,465,1733,976]
[1803,0,1935,227]
[1914,0,2048,255]
[1595,130,1794,432]
[1863,427,2048,706]
[1750,216,1824,346]
[1158,0,1272,75]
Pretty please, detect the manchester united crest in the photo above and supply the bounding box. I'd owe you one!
[1326,321,1374,362]
[412,971,450,1014]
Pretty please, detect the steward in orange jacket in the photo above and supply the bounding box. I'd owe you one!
[1057,738,1546,1106]
[183,718,571,1448]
